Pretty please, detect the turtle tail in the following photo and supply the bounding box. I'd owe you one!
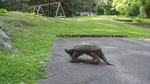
[97,49,114,66]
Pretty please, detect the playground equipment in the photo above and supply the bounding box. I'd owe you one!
[32,2,66,18]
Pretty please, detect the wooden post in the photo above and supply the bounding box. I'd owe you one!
[55,2,60,17]
[60,3,66,17]
[33,6,37,12]
[40,6,45,16]
[37,6,41,15]
[55,2,66,17]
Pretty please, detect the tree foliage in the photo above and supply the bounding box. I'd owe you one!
[0,0,96,17]
[112,0,131,15]
[95,0,117,15]
[0,0,150,17]
[112,0,150,17]
[126,2,140,16]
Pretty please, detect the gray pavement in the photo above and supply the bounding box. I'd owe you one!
[40,38,150,84]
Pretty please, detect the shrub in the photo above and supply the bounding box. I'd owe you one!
[133,17,144,22]
[95,5,104,15]
[126,2,140,16]
[0,8,8,13]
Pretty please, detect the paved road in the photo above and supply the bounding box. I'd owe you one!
[40,38,150,84]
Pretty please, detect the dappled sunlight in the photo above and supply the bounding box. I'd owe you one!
[101,23,118,27]
[127,31,147,37]
[74,16,118,22]
[92,21,119,28]
[128,31,144,34]
[87,28,118,33]
[90,17,104,20]
[38,16,55,23]
[76,19,86,21]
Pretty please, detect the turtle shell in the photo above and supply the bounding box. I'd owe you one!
[73,43,99,51]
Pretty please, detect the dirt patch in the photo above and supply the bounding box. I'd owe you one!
[113,18,133,22]
[128,23,150,29]
[9,20,36,28]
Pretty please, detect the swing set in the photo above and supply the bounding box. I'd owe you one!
[32,2,66,18]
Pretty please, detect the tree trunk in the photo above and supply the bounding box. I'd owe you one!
[146,8,150,18]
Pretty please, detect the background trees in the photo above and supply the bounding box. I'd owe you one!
[95,0,117,15]
[0,0,150,17]
[112,0,150,18]
[0,0,95,17]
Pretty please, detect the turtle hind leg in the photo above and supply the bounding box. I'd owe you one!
[97,49,114,66]
[87,52,100,64]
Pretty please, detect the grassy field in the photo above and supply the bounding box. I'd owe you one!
[0,12,150,83]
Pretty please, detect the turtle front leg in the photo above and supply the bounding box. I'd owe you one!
[71,51,83,63]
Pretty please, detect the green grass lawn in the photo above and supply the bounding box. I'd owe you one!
[0,12,150,83]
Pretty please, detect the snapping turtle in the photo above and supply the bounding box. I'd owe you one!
[65,43,114,65]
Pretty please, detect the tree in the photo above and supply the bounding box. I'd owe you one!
[95,0,116,15]
[139,0,150,18]
[126,1,140,16]
[112,0,150,17]
[112,0,129,15]
[82,0,95,15]
[61,0,83,16]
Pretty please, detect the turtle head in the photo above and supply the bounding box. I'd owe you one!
[64,49,74,57]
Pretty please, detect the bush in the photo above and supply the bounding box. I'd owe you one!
[133,17,144,22]
[0,8,8,13]
[95,5,104,15]
[126,2,140,16]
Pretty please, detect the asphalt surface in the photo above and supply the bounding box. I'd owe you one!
[40,38,150,84]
